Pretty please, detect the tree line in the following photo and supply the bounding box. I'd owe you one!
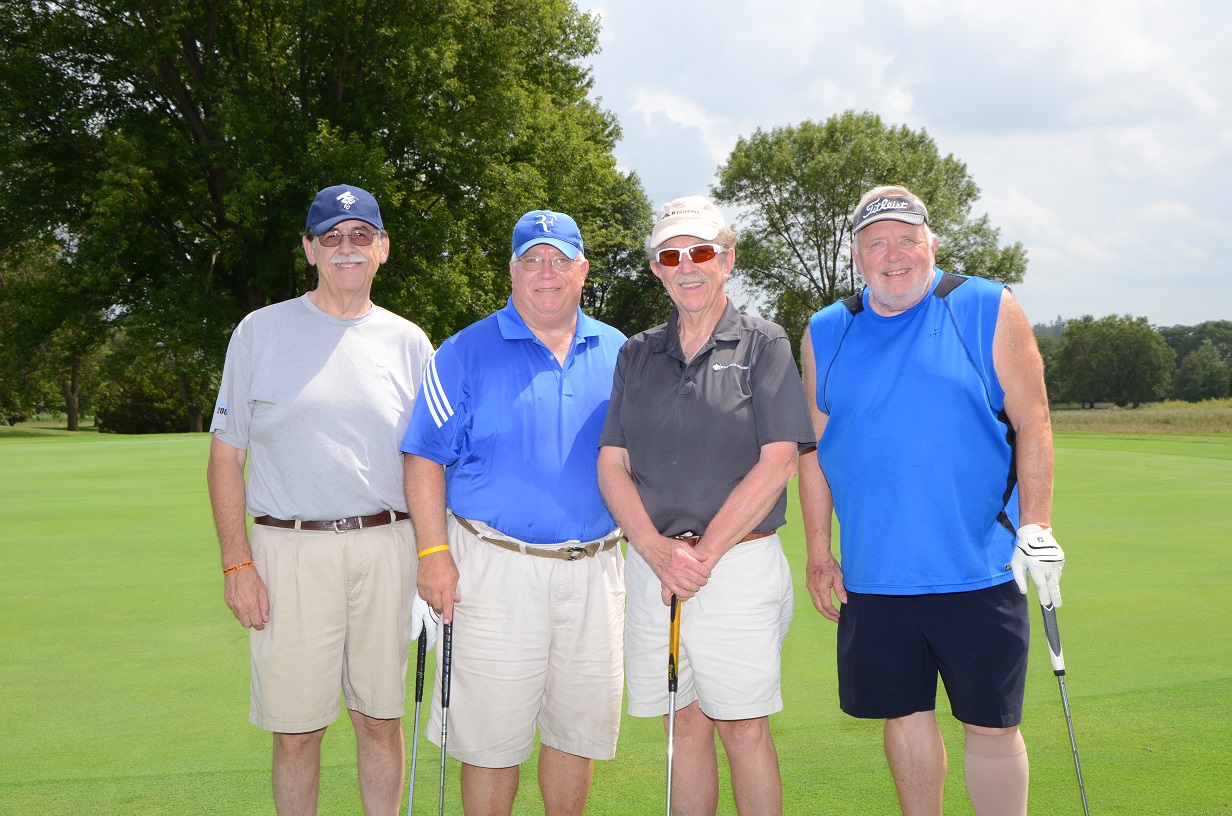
[1036,317,1232,408]
[0,0,670,432]
[2,1,1199,433]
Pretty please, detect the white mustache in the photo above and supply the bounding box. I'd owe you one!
[330,253,366,265]
[675,275,707,286]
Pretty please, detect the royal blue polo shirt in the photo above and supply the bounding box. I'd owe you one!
[401,298,626,544]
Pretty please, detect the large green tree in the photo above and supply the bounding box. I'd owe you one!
[1053,315,1175,408]
[712,111,1027,341]
[1158,321,1232,370]
[0,0,655,430]
[1171,340,1231,403]
[0,242,114,430]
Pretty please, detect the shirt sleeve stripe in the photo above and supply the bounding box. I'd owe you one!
[423,356,454,429]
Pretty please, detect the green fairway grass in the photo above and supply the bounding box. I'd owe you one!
[1,431,1229,814]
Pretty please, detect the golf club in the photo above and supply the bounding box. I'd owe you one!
[406,631,428,815]
[1039,603,1090,816]
[438,621,453,816]
[665,594,681,816]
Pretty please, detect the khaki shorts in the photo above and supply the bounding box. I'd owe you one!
[624,533,793,721]
[424,517,625,767]
[248,520,417,732]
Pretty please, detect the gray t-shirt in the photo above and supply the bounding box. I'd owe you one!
[599,300,815,537]
[210,293,433,520]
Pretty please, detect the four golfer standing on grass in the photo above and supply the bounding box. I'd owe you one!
[210,185,1066,816]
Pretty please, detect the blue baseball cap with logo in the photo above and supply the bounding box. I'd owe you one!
[511,210,584,259]
[305,185,384,234]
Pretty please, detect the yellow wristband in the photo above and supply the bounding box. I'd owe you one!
[223,560,254,576]
[417,544,450,558]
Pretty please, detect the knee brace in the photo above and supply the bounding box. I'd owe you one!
[964,728,1026,758]
[964,729,1028,816]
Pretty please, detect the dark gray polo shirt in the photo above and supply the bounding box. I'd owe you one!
[599,299,816,537]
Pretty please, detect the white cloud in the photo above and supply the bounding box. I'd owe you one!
[629,91,746,166]
[583,0,1232,326]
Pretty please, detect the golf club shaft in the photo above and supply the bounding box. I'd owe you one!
[407,633,427,815]
[438,622,453,816]
[1039,604,1090,816]
[666,594,681,816]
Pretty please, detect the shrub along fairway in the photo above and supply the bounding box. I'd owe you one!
[1,430,1229,814]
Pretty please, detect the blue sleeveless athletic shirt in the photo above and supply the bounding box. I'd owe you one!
[809,270,1019,594]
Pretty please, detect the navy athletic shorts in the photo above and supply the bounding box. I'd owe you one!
[837,580,1029,728]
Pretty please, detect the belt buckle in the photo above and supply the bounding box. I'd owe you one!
[563,546,586,561]
[332,517,358,533]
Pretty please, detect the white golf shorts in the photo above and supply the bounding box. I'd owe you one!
[624,533,793,721]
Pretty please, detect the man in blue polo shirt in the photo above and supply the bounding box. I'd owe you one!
[401,210,626,816]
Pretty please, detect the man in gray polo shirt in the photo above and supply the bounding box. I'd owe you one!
[207,184,435,815]
[598,195,814,815]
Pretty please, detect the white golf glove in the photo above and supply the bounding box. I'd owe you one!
[410,593,438,651]
[1009,524,1065,608]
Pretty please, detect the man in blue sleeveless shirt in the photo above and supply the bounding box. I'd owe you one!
[798,185,1065,816]
[401,210,626,815]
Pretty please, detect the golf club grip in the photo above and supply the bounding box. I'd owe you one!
[667,595,681,694]
[440,622,453,708]
[414,632,428,704]
[1039,603,1066,675]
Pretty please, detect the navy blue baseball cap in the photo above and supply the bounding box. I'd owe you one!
[305,185,384,233]
[511,210,583,259]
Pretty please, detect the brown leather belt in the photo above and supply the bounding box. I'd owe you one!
[254,510,409,533]
[454,516,622,561]
[672,530,776,547]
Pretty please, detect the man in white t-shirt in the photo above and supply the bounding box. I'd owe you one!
[207,184,434,815]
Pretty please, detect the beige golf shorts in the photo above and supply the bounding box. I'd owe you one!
[423,516,625,767]
[247,520,417,732]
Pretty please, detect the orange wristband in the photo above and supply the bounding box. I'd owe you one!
[223,560,254,576]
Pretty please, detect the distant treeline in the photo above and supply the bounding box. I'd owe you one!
[1033,318,1232,407]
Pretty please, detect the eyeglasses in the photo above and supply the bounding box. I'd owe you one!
[518,255,578,273]
[654,243,726,267]
[317,227,379,247]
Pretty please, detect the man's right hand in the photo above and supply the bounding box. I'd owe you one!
[225,567,270,630]
[417,550,461,623]
[805,549,847,623]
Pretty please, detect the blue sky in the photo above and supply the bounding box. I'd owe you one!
[581,0,1232,328]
